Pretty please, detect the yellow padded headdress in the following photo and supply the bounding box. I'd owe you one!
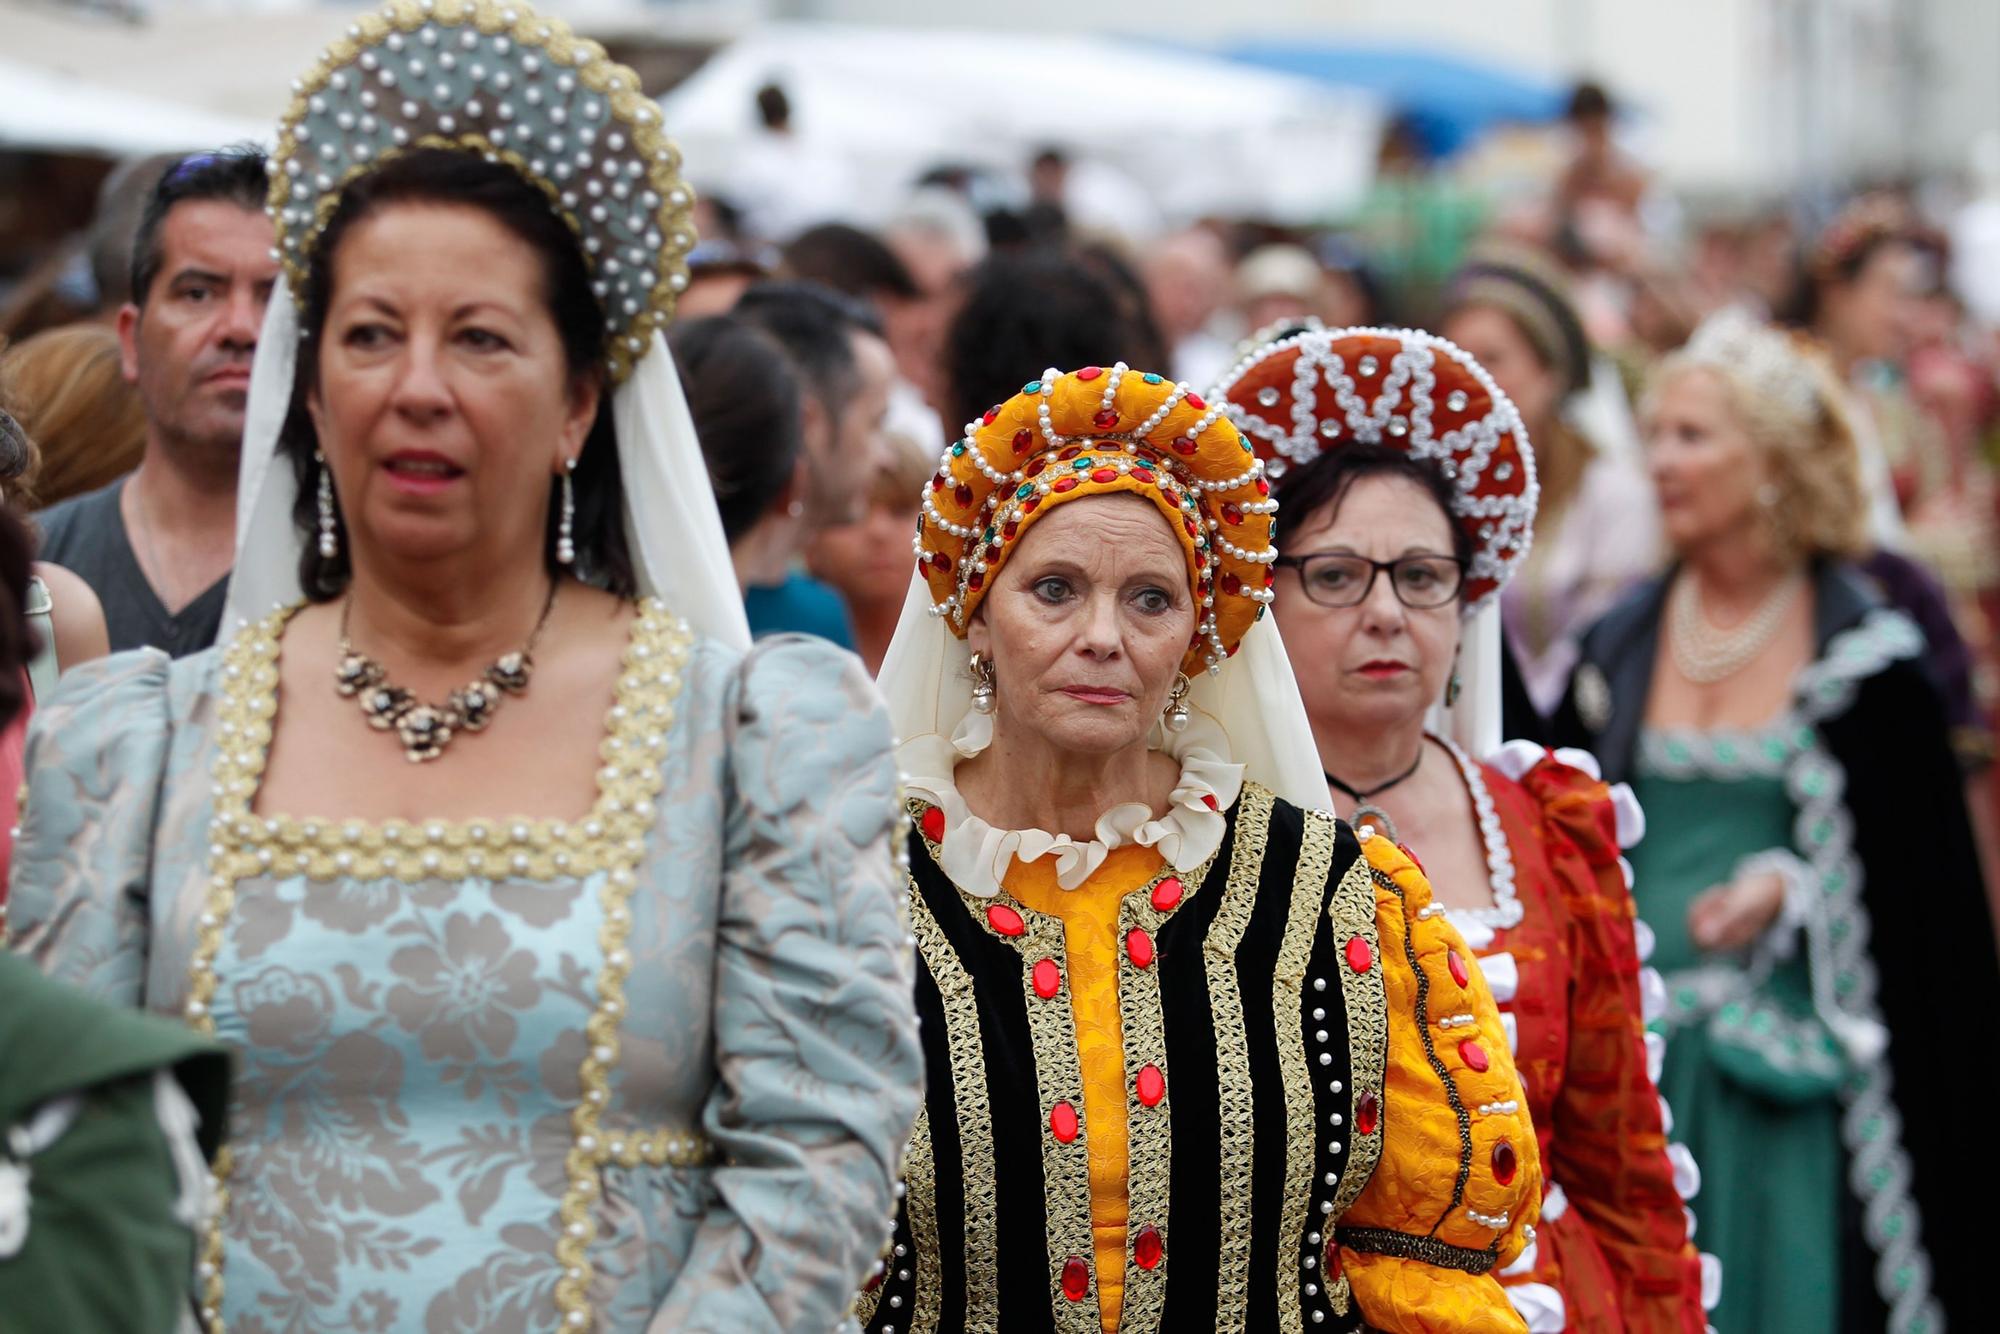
[914,363,1276,676]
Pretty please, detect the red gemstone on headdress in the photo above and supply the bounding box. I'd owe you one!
[916,556,929,577]
[1126,928,1155,969]
[1345,937,1372,973]
[1061,1256,1090,1300]
[1132,467,1156,483]
[1222,572,1242,596]
[1136,1064,1165,1107]
[931,552,952,573]
[1134,1225,1164,1270]
[1026,457,1047,477]
[954,484,974,507]
[983,406,1001,425]
[1226,642,1241,657]
[920,806,945,844]
[931,473,947,492]
[1013,429,1034,454]
[1492,1139,1518,1185]
[1256,477,1271,497]
[1447,949,1470,989]
[1221,503,1244,525]
[1150,877,1183,911]
[1023,497,1041,514]
[1093,409,1120,429]
[1182,516,1198,537]
[1458,1039,1490,1073]
[1050,1100,1080,1143]
[1053,477,1079,493]
[1060,445,1083,461]
[1263,568,1277,587]
[986,904,1025,937]
[1355,1090,1380,1135]
[1077,365,1104,381]
[1003,520,1019,539]
[1185,392,1207,411]
[1091,467,1117,484]
[1033,959,1062,999]
[1172,437,1197,456]
[968,571,985,590]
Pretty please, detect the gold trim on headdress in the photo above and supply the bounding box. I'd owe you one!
[913,363,1277,676]
[268,0,695,381]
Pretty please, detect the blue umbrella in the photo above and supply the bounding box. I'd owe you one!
[1220,41,1568,160]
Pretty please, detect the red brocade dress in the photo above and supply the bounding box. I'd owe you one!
[1435,739,1711,1334]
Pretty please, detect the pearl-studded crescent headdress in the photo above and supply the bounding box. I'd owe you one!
[224,0,750,652]
[268,0,695,382]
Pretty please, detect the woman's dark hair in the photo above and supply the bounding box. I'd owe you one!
[1271,444,1474,572]
[282,149,633,599]
[668,315,804,545]
[1777,226,1915,331]
[944,248,1144,428]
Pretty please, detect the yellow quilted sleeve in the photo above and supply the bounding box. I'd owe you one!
[1338,832,1542,1334]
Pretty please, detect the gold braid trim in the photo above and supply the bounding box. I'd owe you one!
[1370,866,1479,1236]
[906,876,999,1329]
[1114,817,1231,1330]
[1199,782,1273,1328]
[186,600,694,1333]
[1273,808,1339,1334]
[1333,1225,1500,1274]
[1322,854,1386,1318]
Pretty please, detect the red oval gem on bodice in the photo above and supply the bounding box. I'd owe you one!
[920,806,945,844]
[1355,1090,1380,1136]
[1447,948,1470,989]
[1133,1224,1163,1270]
[1136,1063,1166,1107]
[1033,958,1062,998]
[1061,1256,1090,1300]
[1126,929,1155,969]
[1050,1100,1079,1143]
[986,904,1026,937]
[1492,1139,1518,1185]
[1150,877,1183,912]
[1458,1039,1490,1073]
[1325,1236,1343,1281]
[1344,937,1372,972]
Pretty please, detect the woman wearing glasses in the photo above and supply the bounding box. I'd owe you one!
[1217,327,1711,1333]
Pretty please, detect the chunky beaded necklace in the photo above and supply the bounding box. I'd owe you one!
[333,583,557,763]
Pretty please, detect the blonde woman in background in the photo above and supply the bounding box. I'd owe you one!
[1555,312,1996,1332]
[0,324,146,509]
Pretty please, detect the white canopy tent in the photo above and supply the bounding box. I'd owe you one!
[0,55,266,156]
[660,23,1385,233]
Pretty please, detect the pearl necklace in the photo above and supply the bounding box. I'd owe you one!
[1668,571,1802,685]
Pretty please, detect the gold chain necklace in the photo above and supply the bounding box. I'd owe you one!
[334,583,558,762]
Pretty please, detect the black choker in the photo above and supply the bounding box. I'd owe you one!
[1324,747,1423,841]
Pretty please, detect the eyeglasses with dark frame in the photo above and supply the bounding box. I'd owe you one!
[1272,552,1466,609]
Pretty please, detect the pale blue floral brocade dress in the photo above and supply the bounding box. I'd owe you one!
[5,600,921,1334]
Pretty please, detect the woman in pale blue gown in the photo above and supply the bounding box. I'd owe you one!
[3,6,920,1332]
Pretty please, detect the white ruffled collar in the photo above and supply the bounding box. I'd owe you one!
[903,711,1245,899]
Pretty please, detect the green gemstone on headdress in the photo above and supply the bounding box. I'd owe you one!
[1240,438,1253,453]
[1017,483,1035,499]
[984,527,996,541]
[1023,380,1043,394]
[1142,373,1163,384]
[950,442,966,457]
[1072,457,1094,470]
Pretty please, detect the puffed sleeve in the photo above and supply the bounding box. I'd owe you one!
[5,651,174,1004]
[1510,746,1705,1332]
[645,637,921,1334]
[1338,833,1541,1334]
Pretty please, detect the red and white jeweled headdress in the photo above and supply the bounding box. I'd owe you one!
[1211,325,1540,615]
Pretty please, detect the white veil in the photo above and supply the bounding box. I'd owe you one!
[223,273,751,652]
[877,572,1331,816]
